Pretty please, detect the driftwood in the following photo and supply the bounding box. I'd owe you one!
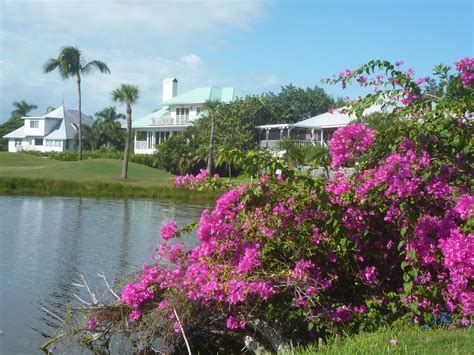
[245,319,289,353]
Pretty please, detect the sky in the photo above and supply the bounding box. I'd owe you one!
[0,0,472,123]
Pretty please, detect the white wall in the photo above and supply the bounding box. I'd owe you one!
[24,119,45,136]
[8,139,68,153]
[169,104,204,124]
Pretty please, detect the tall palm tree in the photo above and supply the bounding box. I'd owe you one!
[43,46,110,160]
[203,100,221,174]
[10,100,38,119]
[111,84,139,179]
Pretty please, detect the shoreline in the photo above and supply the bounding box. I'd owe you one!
[0,176,223,203]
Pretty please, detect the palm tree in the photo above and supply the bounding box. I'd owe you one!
[43,46,110,160]
[203,100,221,174]
[111,84,139,179]
[10,100,38,119]
[95,106,126,150]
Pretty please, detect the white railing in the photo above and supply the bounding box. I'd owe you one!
[150,116,174,126]
[260,140,326,150]
[135,141,148,150]
[176,115,189,125]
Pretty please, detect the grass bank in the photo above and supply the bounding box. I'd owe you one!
[0,153,223,202]
[293,326,473,355]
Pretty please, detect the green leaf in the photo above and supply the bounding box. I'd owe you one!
[404,281,413,293]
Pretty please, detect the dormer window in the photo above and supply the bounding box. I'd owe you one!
[30,120,39,128]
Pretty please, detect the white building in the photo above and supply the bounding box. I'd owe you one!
[3,106,92,153]
[258,106,381,150]
[131,78,248,154]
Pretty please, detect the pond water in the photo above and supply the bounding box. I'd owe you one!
[0,195,209,354]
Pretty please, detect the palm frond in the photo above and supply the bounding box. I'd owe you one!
[57,46,82,77]
[82,60,111,75]
[11,100,38,117]
[43,59,60,74]
[111,84,139,105]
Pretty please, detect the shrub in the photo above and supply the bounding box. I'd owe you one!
[51,58,473,353]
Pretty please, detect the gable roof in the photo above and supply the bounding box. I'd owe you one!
[2,106,93,139]
[162,86,248,105]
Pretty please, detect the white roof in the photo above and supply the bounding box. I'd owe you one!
[258,105,383,130]
[3,126,25,138]
[292,110,355,128]
[2,106,92,140]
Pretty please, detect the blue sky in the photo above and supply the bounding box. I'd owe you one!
[0,0,472,123]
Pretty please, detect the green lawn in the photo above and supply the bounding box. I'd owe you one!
[0,152,171,186]
[292,326,473,355]
[0,153,226,201]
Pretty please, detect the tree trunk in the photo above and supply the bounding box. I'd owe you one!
[77,74,82,160]
[122,104,132,179]
[207,114,215,174]
[228,162,231,178]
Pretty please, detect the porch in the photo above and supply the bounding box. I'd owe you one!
[133,129,179,154]
[258,125,336,151]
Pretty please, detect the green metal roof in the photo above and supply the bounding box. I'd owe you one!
[127,106,169,128]
[130,86,249,128]
[162,87,248,105]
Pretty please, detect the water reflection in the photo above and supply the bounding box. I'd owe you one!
[0,196,208,354]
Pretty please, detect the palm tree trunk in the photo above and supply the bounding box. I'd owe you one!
[228,162,231,178]
[207,115,215,174]
[77,74,83,160]
[122,105,132,179]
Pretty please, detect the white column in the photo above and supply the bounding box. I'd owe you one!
[311,128,315,142]
[320,128,324,145]
[134,130,137,150]
[280,128,284,140]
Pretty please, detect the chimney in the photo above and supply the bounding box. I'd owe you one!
[162,77,178,102]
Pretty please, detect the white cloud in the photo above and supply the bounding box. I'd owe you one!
[181,54,201,65]
[0,0,268,121]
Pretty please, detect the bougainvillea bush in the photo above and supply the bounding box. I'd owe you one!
[70,59,472,353]
[173,168,235,191]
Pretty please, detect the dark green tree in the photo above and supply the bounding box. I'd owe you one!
[263,84,334,123]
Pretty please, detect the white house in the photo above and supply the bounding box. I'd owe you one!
[258,105,382,150]
[3,106,93,153]
[131,78,248,154]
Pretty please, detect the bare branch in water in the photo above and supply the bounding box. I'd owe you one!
[97,273,120,300]
[173,307,192,355]
[41,307,66,324]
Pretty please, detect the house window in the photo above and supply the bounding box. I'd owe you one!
[30,120,39,128]
[46,140,62,147]
[136,131,147,141]
[35,139,43,146]
[176,107,189,124]
[14,139,22,146]
[196,107,202,115]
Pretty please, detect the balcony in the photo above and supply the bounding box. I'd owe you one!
[149,114,190,126]
[150,115,174,126]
